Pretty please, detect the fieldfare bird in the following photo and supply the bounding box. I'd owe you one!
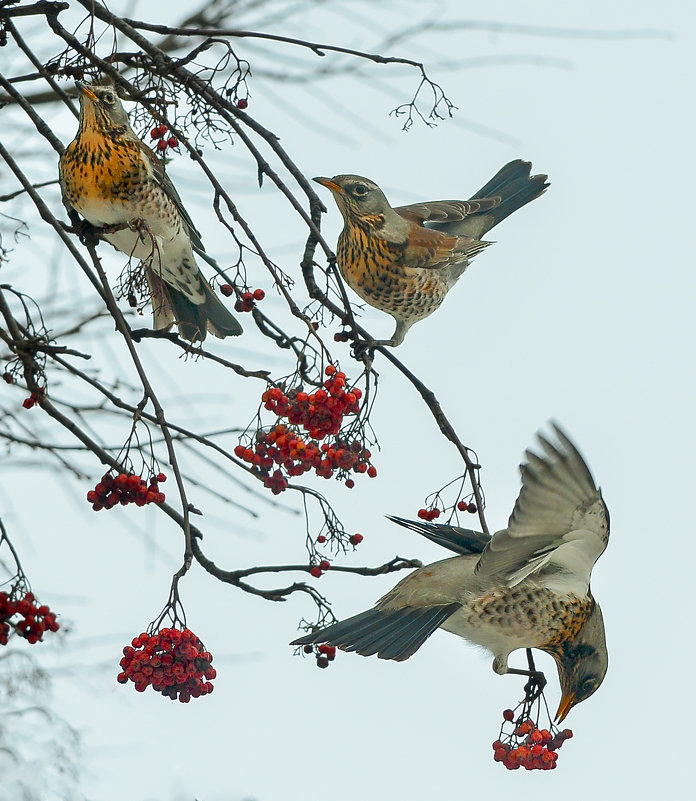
[292,425,609,722]
[59,81,242,342]
[315,160,548,346]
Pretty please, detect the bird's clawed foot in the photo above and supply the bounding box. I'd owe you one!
[350,337,394,360]
[69,216,129,246]
[506,649,547,704]
[70,217,101,247]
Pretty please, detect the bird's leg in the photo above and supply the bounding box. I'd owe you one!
[66,212,103,247]
[506,649,547,703]
[68,215,130,246]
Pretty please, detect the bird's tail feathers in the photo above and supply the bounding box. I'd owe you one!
[201,282,243,338]
[168,287,209,342]
[386,514,490,556]
[291,604,459,662]
[462,159,548,238]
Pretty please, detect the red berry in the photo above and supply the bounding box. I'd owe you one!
[349,533,363,546]
[317,535,327,543]
[319,560,330,571]
[457,500,467,511]
[236,98,248,109]
[156,139,168,152]
[503,709,514,722]
[150,127,162,139]
[2,372,13,384]
[366,465,377,478]
[467,502,477,513]
[303,644,313,654]
[252,288,265,301]
[310,566,322,578]
[345,479,355,489]
[167,137,178,148]
[316,655,329,668]
[220,284,234,297]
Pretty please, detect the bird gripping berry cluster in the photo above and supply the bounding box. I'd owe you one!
[0,590,59,645]
[235,366,375,494]
[118,627,216,702]
[493,709,573,771]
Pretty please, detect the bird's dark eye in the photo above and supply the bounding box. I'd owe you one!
[582,678,597,695]
[353,184,368,196]
[102,92,116,104]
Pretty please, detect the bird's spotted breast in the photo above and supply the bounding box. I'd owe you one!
[337,221,448,321]
[60,132,150,219]
[468,587,592,648]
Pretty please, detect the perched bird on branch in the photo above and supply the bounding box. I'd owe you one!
[315,160,548,346]
[293,425,609,722]
[59,81,242,342]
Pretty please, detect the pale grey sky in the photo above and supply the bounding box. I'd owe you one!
[1,1,693,799]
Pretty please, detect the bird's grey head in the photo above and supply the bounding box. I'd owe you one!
[550,600,608,723]
[313,174,391,221]
[75,81,131,133]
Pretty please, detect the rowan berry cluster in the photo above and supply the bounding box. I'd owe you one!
[236,367,375,493]
[150,124,178,153]
[235,288,264,312]
[22,387,45,409]
[493,711,573,771]
[302,642,337,669]
[309,559,331,578]
[418,500,478,521]
[320,533,362,546]
[87,471,166,511]
[0,591,60,645]
[117,627,215,702]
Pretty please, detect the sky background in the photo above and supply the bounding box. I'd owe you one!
[1,1,694,799]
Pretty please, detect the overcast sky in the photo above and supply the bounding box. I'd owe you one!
[1,1,694,799]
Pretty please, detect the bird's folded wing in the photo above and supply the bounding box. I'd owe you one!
[474,425,609,594]
[396,226,488,269]
[386,515,490,556]
[290,603,460,662]
[394,197,500,224]
[139,140,208,256]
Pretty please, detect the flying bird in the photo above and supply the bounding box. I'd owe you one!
[315,160,547,346]
[292,425,609,722]
[59,81,242,342]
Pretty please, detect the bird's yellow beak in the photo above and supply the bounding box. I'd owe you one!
[555,691,576,723]
[313,177,343,194]
[75,81,98,101]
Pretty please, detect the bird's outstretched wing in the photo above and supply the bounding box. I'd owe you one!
[386,515,490,556]
[474,424,609,595]
[291,603,460,662]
